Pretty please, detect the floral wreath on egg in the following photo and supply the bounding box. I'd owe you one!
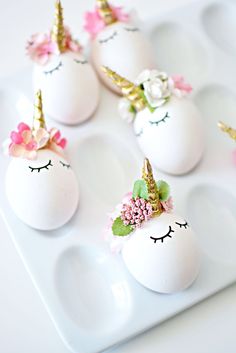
[118,70,193,123]
[109,159,173,237]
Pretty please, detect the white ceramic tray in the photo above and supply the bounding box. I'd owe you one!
[1,0,236,352]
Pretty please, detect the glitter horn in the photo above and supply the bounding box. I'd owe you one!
[142,158,162,216]
[218,121,236,141]
[102,66,146,111]
[32,90,46,132]
[51,0,66,53]
[96,0,116,25]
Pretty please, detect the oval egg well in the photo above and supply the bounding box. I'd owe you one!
[77,134,138,207]
[150,22,206,83]
[55,245,132,333]
[187,184,236,266]
[202,2,236,55]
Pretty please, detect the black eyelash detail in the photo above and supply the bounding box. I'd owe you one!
[135,128,143,137]
[149,112,170,126]
[175,221,189,229]
[99,31,118,43]
[124,27,139,32]
[60,160,71,169]
[44,61,62,75]
[29,160,53,173]
[74,59,88,65]
[150,226,174,243]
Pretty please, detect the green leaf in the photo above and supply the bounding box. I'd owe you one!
[157,180,170,201]
[112,217,133,236]
[132,179,149,200]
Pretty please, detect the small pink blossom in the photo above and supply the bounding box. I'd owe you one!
[160,197,173,213]
[121,197,153,227]
[171,75,192,96]
[84,6,129,39]
[8,122,67,160]
[26,27,82,65]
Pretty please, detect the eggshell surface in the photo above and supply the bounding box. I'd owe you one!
[122,212,200,293]
[91,22,155,93]
[133,97,205,175]
[6,149,79,230]
[33,52,99,125]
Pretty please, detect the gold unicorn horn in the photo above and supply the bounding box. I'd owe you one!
[96,0,116,25]
[32,90,46,132]
[51,0,66,53]
[102,66,146,111]
[218,121,236,141]
[142,158,162,216]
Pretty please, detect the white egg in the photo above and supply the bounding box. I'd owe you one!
[6,149,79,230]
[91,22,155,94]
[33,51,100,125]
[122,212,200,293]
[133,97,205,175]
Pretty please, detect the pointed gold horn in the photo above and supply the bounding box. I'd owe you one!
[32,90,46,132]
[142,158,162,216]
[97,0,116,25]
[218,121,236,141]
[102,66,146,111]
[51,0,66,53]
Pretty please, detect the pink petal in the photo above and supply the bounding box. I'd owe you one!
[58,138,67,149]
[9,144,25,158]
[25,140,37,151]
[22,130,33,144]
[17,122,30,133]
[10,131,23,144]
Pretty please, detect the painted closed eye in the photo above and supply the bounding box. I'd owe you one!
[99,31,118,44]
[150,225,174,244]
[59,160,71,169]
[175,221,189,229]
[149,112,170,126]
[44,61,62,75]
[29,160,53,173]
[124,27,140,32]
[74,59,88,65]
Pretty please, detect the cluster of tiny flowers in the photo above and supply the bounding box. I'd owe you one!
[121,197,153,227]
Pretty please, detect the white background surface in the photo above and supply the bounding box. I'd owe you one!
[0,0,236,352]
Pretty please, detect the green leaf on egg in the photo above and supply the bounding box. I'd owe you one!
[112,217,133,236]
[156,180,170,201]
[132,179,149,200]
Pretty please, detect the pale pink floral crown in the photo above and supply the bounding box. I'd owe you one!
[84,1,129,39]
[26,0,82,65]
[7,91,67,160]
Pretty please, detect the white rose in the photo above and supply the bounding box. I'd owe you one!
[118,98,136,123]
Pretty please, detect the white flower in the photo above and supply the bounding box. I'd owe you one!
[135,69,173,108]
[118,98,136,123]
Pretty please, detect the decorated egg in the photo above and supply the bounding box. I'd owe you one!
[218,121,236,165]
[27,0,99,125]
[84,0,155,94]
[107,158,200,293]
[5,91,79,230]
[102,67,205,175]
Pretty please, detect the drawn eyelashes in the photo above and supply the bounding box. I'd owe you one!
[99,31,118,43]
[124,27,139,32]
[60,160,71,169]
[44,61,62,75]
[149,112,170,126]
[175,221,189,229]
[29,160,53,173]
[29,160,71,173]
[74,59,88,65]
[150,226,174,243]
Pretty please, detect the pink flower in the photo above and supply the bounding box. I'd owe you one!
[121,197,153,227]
[171,75,192,96]
[8,122,67,160]
[26,33,57,65]
[160,197,173,213]
[26,28,82,65]
[84,6,129,39]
